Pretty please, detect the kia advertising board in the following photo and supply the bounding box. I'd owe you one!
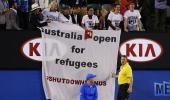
[0,30,41,69]
[0,31,169,70]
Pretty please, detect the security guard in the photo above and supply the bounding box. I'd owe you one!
[113,55,133,100]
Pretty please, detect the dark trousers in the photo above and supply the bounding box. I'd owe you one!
[117,83,130,100]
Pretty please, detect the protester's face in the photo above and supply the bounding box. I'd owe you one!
[88,8,94,15]
[51,3,57,10]
[114,5,120,13]
[81,7,87,15]
[63,9,70,15]
[121,57,127,65]
[129,3,135,11]
[72,8,77,14]
[73,7,80,14]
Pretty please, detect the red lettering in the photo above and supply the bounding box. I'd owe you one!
[126,44,136,57]
[139,44,143,57]
[145,44,156,57]
[29,43,40,56]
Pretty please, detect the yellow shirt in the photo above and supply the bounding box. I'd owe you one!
[118,63,133,85]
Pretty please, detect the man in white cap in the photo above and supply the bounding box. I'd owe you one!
[29,3,48,30]
[80,73,98,100]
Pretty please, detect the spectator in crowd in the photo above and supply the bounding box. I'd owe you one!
[139,0,155,32]
[107,4,123,30]
[71,6,82,25]
[101,0,116,12]
[80,73,98,100]
[81,7,99,30]
[68,0,87,7]
[80,6,87,16]
[0,0,9,30]
[42,1,68,23]
[112,55,133,100]
[99,8,108,30]
[16,0,32,29]
[124,2,142,32]
[120,0,134,15]
[86,0,100,11]
[155,0,167,32]
[61,6,72,23]
[29,3,48,30]
[59,0,69,7]
[6,1,21,30]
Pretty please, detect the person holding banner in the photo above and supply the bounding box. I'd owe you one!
[80,73,98,100]
[107,3,123,30]
[81,6,99,30]
[112,55,133,100]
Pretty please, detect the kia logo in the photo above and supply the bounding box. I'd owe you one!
[119,38,163,62]
[21,38,67,61]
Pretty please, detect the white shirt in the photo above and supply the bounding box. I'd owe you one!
[108,11,123,30]
[82,15,99,29]
[42,8,69,23]
[124,10,141,31]
[64,15,72,24]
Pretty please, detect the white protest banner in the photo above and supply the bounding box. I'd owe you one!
[40,21,121,100]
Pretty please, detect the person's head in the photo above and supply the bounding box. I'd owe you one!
[113,4,121,13]
[62,6,70,15]
[100,8,108,18]
[50,1,58,11]
[87,7,94,16]
[9,1,17,9]
[72,6,81,14]
[129,2,135,11]
[80,6,87,16]
[121,55,128,65]
[31,3,41,15]
[86,73,96,85]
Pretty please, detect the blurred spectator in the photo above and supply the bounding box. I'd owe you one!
[29,3,48,30]
[107,4,123,30]
[155,0,167,32]
[120,0,134,15]
[60,0,86,7]
[68,0,87,7]
[79,6,87,16]
[99,8,108,30]
[81,6,99,30]
[59,0,69,7]
[6,1,21,30]
[139,0,155,32]
[34,0,51,8]
[101,0,116,12]
[71,6,82,25]
[87,0,100,11]
[42,1,68,22]
[0,0,9,30]
[61,6,72,23]
[16,0,32,29]
[124,2,142,32]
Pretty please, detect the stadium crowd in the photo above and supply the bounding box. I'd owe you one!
[0,0,169,32]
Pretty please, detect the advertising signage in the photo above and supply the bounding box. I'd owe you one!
[0,31,169,70]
